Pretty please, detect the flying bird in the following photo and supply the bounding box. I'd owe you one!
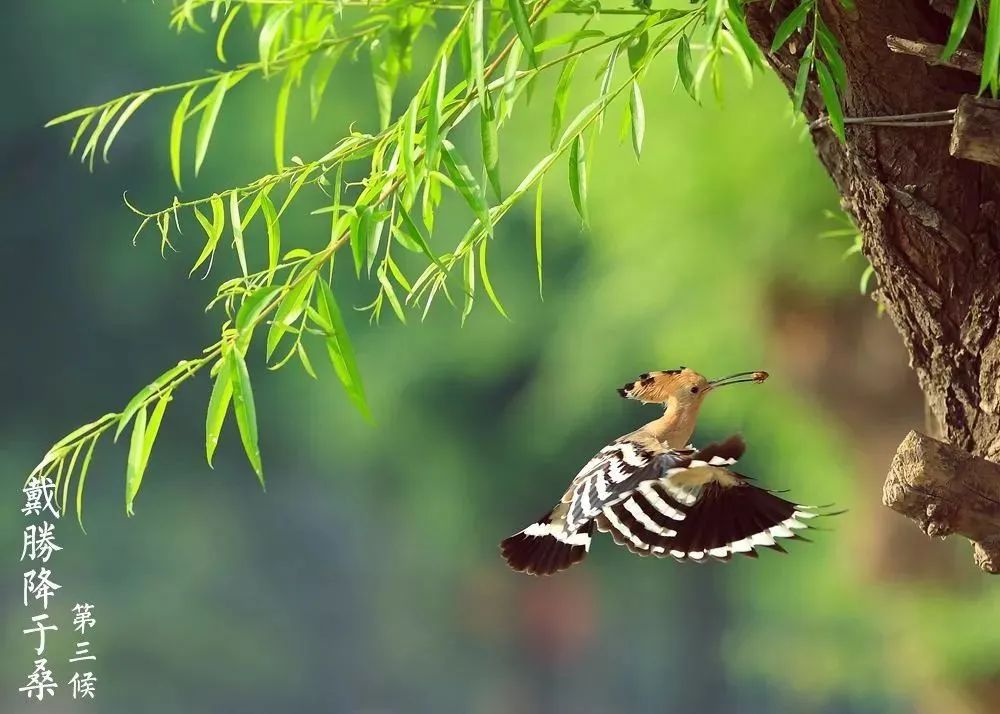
[501,368,833,575]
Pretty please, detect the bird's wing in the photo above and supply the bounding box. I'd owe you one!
[561,430,698,532]
[597,435,827,560]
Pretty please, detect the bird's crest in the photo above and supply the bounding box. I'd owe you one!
[617,369,686,403]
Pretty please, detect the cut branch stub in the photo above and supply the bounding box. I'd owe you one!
[886,35,983,75]
[950,94,1000,168]
[884,430,1000,573]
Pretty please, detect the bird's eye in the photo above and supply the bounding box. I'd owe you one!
[690,386,699,394]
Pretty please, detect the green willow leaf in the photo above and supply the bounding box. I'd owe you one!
[266,275,315,359]
[860,264,875,294]
[629,81,645,159]
[81,98,126,170]
[626,30,649,74]
[461,250,475,324]
[816,20,847,92]
[558,95,605,148]
[481,94,501,201]
[398,202,444,269]
[771,0,811,53]
[170,87,197,190]
[551,55,579,148]
[371,43,396,132]
[205,357,233,467]
[793,44,814,112]
[190,206,222,277]
[274,71,295,171]
[478,240,508,319]
[392,222,422,253]
[386,255,412,293]
[69,112,95,157]
[705,0,726,34]
[216,4,242,63]
[535,178,544,300]
[426,55,447,169]
[328,162,344,243]
[259,7,291,72]
[59,442,83,519]
[210,193,225,235]
[75,437,98,531]
[236,285,283,352]
[535,29,605,54]
[982,0,1000,94]
[141,391,170,475]
[297,341,318,379]
[425,172,444,235]
[368,210,390,274]
[125,405,148,516]
[722,30,754,87]
[261,194,281,280]
[351,206,371,277]
[378,266,407,324]
[228,349,264,485]
[45,105,97,128]
[441,142,491,235]
[693,53,717,107]
[187,194,226,276]
[315,279,371,419]
[501,41,522,120]
[282,248,312,261]
[815,60,845,142]
[597,41,619,100]
[725,3,764,69]
[230,191,249,277]
[402,98,419,192]
[941,0,976,61]
[102,92,151,162]
[568,134,588,224]
[508,0,537,67]
[278,164,310,217]
[527,16,548,103]
[470,0,487,102]
[195,75,229,176]
[677,35,697,101]
[248,2,265,26]
[310,46,344,120]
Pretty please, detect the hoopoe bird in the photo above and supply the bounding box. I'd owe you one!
[501,368,832,575]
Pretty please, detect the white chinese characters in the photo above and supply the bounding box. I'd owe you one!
[20,473,98,702]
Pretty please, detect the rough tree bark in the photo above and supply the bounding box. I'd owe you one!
[744,0,1000,570]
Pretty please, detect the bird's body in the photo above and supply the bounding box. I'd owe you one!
[501,368,828,575]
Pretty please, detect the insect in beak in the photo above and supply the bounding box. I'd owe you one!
[706,371,769,392]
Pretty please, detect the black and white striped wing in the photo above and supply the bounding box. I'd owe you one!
[659,481,820,561]
[499,435,693,577]
[561,436,695,533]
[597,436,824,561]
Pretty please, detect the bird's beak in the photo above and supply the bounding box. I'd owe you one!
[706,370,769,391]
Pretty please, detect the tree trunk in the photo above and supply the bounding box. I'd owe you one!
[745,0,1000,567]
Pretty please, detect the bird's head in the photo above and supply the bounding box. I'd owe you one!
[617,367,768,407]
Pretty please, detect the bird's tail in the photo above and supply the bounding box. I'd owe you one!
[500,510,594,576]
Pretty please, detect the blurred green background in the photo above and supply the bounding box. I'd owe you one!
[4,3,1000,713]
